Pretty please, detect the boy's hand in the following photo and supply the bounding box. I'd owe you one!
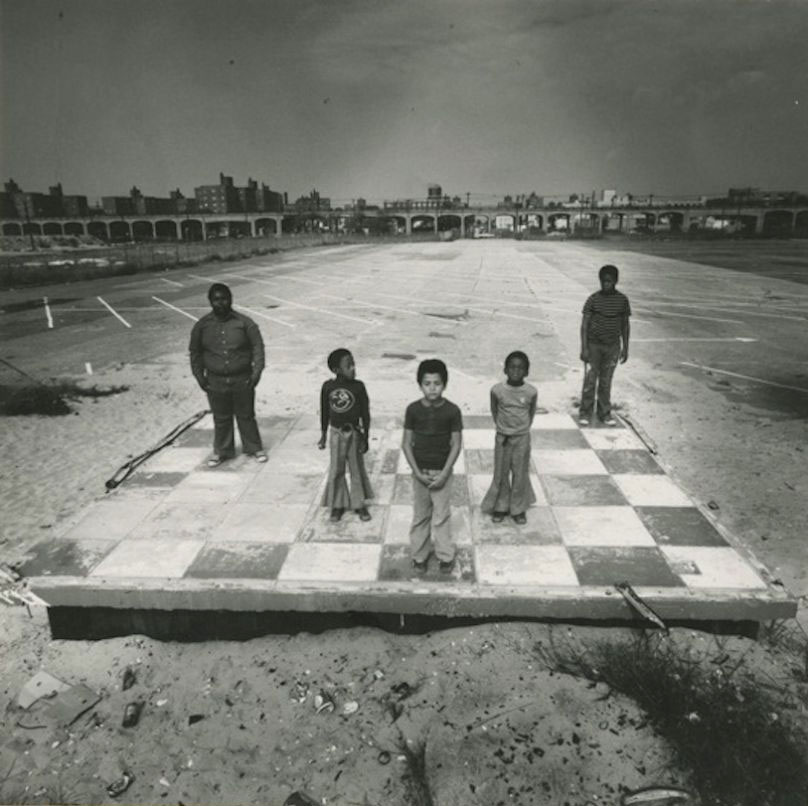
[360,437,369,454]
[580,348,589,363]
[620,348,629,364]
[428,472,448,490]
[413,470,432,486]
[317,435,326,450]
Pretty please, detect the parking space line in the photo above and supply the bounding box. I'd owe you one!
[634,337,758,343]
[634,307,744,325]
[43,297,53,329]
[97,296,132,328]
[261,293,379,325]
[152,296,199,321]
[160,277,184,287]
[237,305,296,328]
[681,362,808,394]
[316,292,467,325]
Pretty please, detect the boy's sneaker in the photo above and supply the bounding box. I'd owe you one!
[356,507,372,522]
[253,451,268,463]
[512,513,527,525]
[412,558,428,572]
[492,511,506,523]
[439,558,455,574]
[603,417,618,427]
[207,455,225,468]
[578,416,590,426]
[329,508,344,522]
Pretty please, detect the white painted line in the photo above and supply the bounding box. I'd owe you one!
[160,277,184,288]
[634,337,758,343]
[43,296,53,329]
[648,300,807,322]
[85,362,93,375]
[152,295,199,321]
[97,296,132,328]
[634,307,744,325]
[680,362,808,394]
[317,292,467,325]
[187,273,211,282]
[281,275,328,287]
[237,304,296,328]
[261,293,378,325]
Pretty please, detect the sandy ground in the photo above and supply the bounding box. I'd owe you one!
[2,239,808,804]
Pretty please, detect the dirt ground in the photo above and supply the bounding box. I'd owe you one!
[2,240,808,805]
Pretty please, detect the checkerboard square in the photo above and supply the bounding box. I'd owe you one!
[474,506,561,545]
[380,449,399,474]
[392,475,470,506]
[264,447,329,475]
[462,429,495,449]
[257,415,297,431]
[128,502,228,540]
[373,474,396,505]
[475,545,579,586]
[241,472,324,506]
[382,504,471,546]
[635,507,728,547]
[596,450,663,475]
[163,470,253,504]
[378,545,475,582]
[278,542,381,582]
[532,449,607,475]
[613,475,693,507]
[541,475,628,506]
[19,538,118,578]
[185,542,288,579]
[660,547,766,589]
[90,538,205,578]
[277,429,325,450]
[175,427,215,448]
[581,429,645,450]
[465,449,494,473]
[142,446,210,473]
[568,546,685,587]
[553,506,656,547]
[531,429,589,449]
[211,503,309,543]
[467,474,548,507]
[124,471,188,489]
[532,413,578,430]
[299,506,384,543]
[60,496,161,541]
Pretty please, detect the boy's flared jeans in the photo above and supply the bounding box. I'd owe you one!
[410,469,455,563]
[580,342,621,420]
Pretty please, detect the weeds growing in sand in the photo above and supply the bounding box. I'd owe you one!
[0,382,129,416]
[535,631,808,806]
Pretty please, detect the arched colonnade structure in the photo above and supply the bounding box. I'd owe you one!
[2,207,807,241]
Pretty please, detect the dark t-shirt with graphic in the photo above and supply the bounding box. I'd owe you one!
[320,377,370,434]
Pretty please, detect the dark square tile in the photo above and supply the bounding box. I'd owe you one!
[17,539,118,577]
[184,542,288,579]
[256,415,295,430]
[380,449,400,474]
[392,475,470,506]
[568,546,684,587]
[378,545,475,582]
[596,450,663,474]
[465,449,495,473]
[531,429,589,449]
[542,475,628,506]
[175,429,215,448]
[636,507,728,547]
[475,507,562,545]
[125,471,188,489]
[463,415,493,428]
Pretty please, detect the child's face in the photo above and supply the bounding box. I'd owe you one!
[336,354,356,379]
[600,274,617,293]
[505,357,527,384]
[419,372,445,402]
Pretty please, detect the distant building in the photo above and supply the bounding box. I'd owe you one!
[256,183,283,213]
[170,189,198,215]
[195,173,240,214]
[293,189,331,212]
[102,196,136,216]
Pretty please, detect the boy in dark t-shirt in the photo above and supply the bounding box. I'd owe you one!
[318,348,373,521]
[402,358,463,573]
[579,264,631,426]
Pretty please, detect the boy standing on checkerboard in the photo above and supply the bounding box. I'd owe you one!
[402,359,463,574]
[579,264,631,426]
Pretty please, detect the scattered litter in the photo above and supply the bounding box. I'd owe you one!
[121,701,143,728]
[17,670,70,709]
[616,582,669,634]
[342,700,359,715]
[283,792,320,806]
[377,750,391,765]
[156,698,168,707]
[122,667,136,691]
[106,772,134,798]
[158,777,171,788]
[373,669,385,680]
[622,785,692,805]
[44,684,101,726]
[188,714,205,726]
[314,690,334,714]
[292,681,309,702]
[707,500,720,510]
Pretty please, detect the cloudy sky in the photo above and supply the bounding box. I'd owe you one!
[1,0,806,204]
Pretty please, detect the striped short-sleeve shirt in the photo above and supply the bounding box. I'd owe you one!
[583,290,631,344]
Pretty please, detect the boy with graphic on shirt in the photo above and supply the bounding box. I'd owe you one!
[402,359,463,574]
[579,264,631,426]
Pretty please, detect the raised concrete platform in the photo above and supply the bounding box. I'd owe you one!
[23,412,797,636]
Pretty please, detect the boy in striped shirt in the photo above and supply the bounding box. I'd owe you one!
[579,264,631,426]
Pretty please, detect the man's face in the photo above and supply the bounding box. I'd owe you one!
[600,274,617,293]
[210,290,233,317]
[420,372,445,402]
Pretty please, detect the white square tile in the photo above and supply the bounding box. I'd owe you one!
[61,496,161,540]
[276,429,325,450]
[475,545,579,586]
[278,542,381,581]
[462,429,495,449]
[128,501,228,540]
[453,452,466,474]
[241,472,325,505]
[553,506,656,547]
[141,446,210,473]
[397,451,413,474]
[532,413,578,430]
[469,474,491,505]
[661,547,766,589]
[211,503,309,542]
[532,449,607,475]
[373,474,396,506]
[384,505,412,544]
[581,429,645,450]
[264,447,329,475]
[163,471,253,504]
[90,538,204,578]
[613,475,693,507]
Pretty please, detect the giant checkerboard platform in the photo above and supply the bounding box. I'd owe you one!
[22,412,796,633]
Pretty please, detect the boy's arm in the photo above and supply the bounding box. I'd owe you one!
[189,321,207,390]
[620,314,630,363]
[580,313,591,362]
[246,319,265,386]
[489,388,498,421]
[528,388,537,422]
[318,383,328,448]
[402,428,429,484]
[431,431,462,489]
[359,382,370,449]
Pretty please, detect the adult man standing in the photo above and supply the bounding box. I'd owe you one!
[190,283,267,466]
[579,264,631,426]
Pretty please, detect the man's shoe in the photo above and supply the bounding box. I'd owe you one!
[603,417,618,427]
[329,508,344,522]
[356,507,372,522]
[492,511,506,523]
[412,558,428,572]
[253,451,268,463]
[207,456,224,468]
[439,558,455,574]
[512,513,527,525]
[578,416,590,426]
